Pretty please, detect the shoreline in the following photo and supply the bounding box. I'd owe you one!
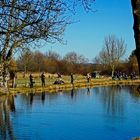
[1,79,140,95]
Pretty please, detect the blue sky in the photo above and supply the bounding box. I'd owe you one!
[39,0,135,62]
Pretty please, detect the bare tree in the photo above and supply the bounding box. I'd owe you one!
[33,51,46,72]
[16,49,33,73]
[0,0,68,87]
[131,0,140,75]
[45,50,61,61]
[0,0,94,87]
[64,52,78,64]
[63,51,88,64]
[95,35,126,77]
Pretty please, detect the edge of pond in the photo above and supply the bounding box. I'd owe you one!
[0,79,139,95]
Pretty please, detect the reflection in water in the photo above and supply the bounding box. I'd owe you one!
[128,85,140,98]
[9,95,16,112]
[137,85,140,93]
[87,88,90,95]
[96,85,140,117]
[1,86,140,140]
[70,88,80,99]
[98,86,124,116]
[0,95,16,140]
[71,89,74,99]
[41,91,45,104]
[29,92,34,105]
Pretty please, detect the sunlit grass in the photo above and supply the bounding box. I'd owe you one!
[15,72,88,87]
[3,72,140,94]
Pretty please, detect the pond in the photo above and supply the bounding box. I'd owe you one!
[0,85,140,140]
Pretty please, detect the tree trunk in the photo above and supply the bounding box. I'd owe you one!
[111,65,115,78]
[0,61,10,89]
[131,0,140,75]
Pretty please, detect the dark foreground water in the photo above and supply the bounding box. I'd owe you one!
[1,85,140,140]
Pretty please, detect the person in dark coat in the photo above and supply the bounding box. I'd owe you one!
[40,72,45,87]
[29,74,34,88]
[10,71,16,88]
[70,73,74,84]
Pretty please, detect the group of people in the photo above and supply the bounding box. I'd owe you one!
[29,72,92,88]
[29,72,45,88]
[112,71,137,80]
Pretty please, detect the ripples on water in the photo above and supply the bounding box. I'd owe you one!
[0,85,140,140]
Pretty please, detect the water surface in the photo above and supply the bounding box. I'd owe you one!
[0,85,140,140]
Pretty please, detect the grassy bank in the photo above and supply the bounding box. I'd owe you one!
[1,73,140,95]
[8,79,140,94]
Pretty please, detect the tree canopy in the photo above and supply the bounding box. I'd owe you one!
[0,0,94,87]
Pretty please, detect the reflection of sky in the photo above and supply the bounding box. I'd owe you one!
[1,86,140,140]
[35,0,134,62]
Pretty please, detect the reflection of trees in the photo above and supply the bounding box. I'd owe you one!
[63,89,79,100]
[0,95,16,140]
[98,86,124,116]
[17,89,82,107]
[0,102,6,140]
[98,85,140,116]
[128,85,140,99]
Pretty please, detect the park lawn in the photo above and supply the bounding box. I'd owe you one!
[15,73,113,88]
[3,72,139,95]
[14,72,88,87]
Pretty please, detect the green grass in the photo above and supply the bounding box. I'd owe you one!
[14,73,87,87]
[5,72,140,95]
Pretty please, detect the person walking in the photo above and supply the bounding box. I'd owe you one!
[40,72,45,87]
